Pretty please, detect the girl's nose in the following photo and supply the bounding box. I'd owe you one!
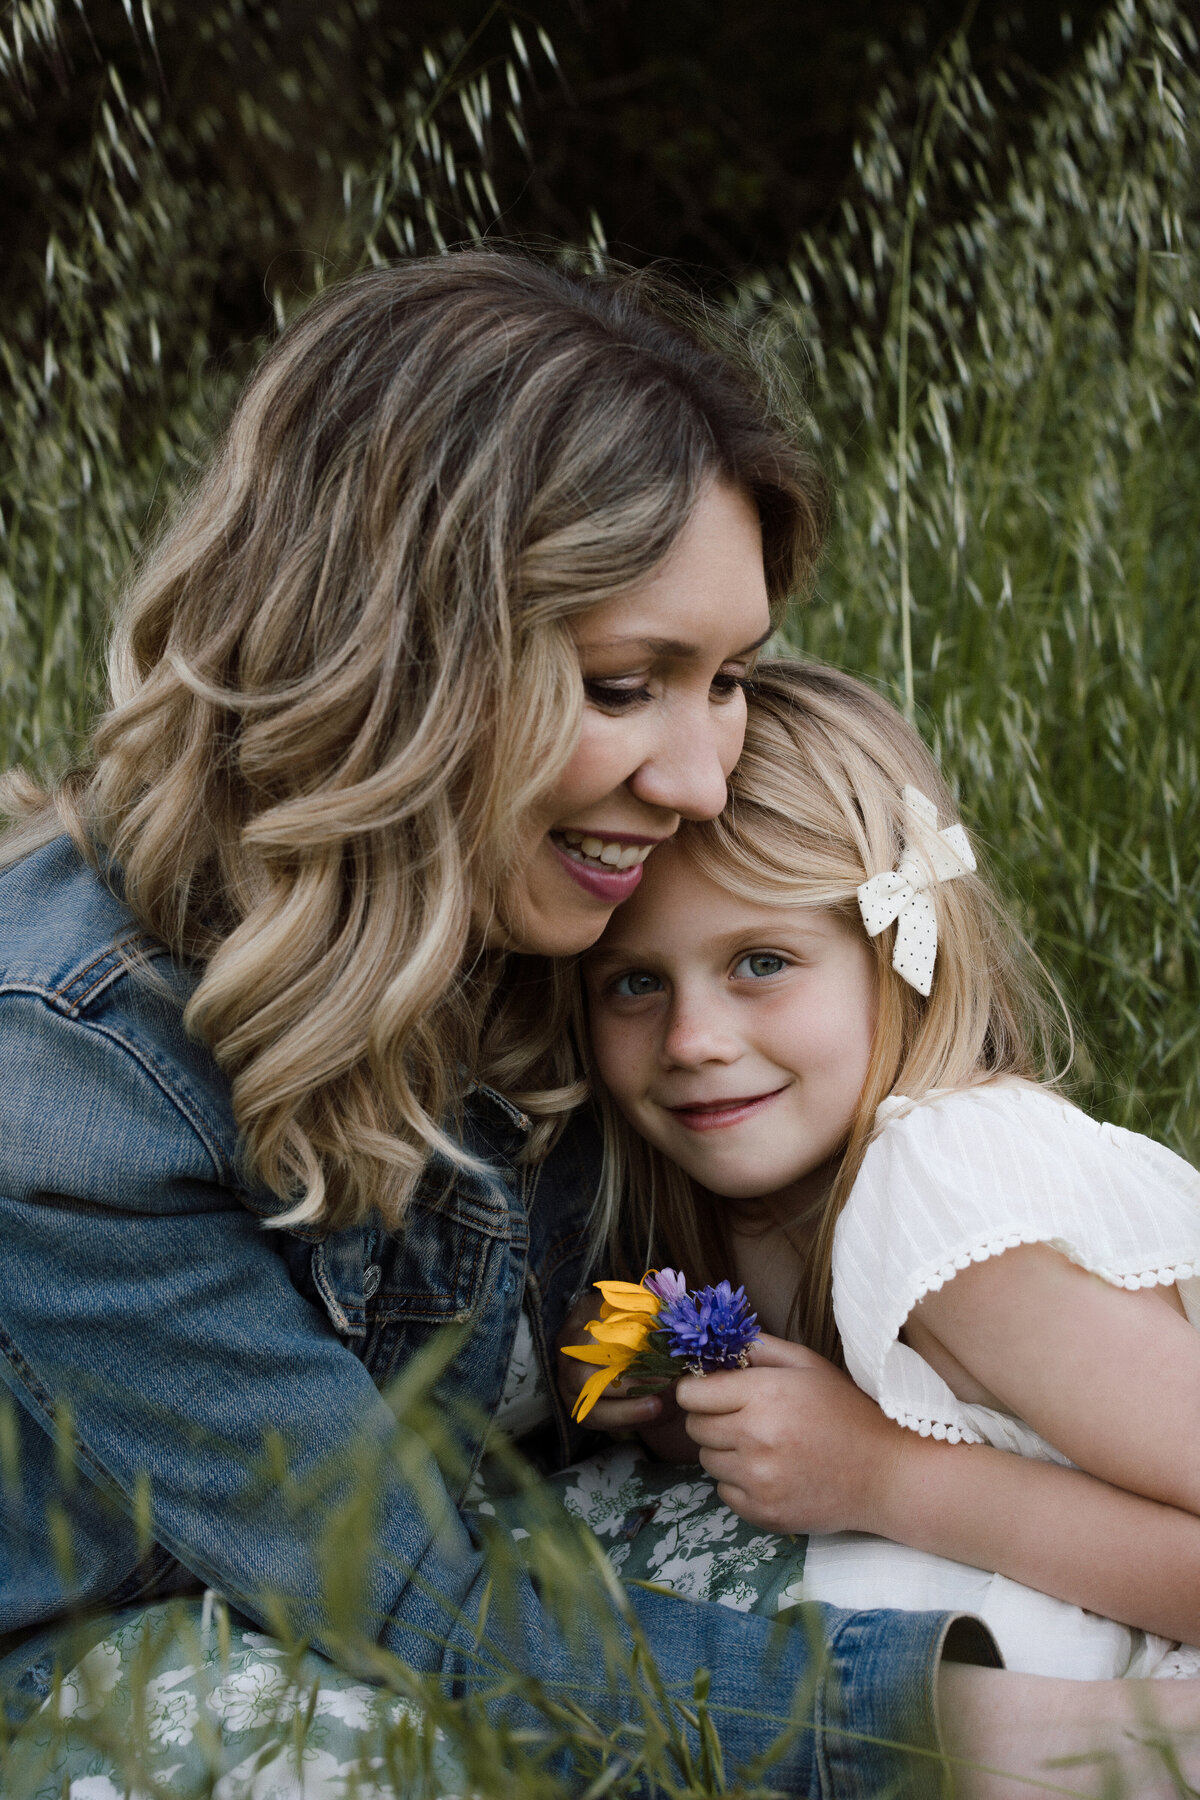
[660,996,739,1069]
[628,696,741,822]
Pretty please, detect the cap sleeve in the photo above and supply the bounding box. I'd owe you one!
[831,1085,1200,1446]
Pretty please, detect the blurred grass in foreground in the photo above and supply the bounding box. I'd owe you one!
[1,0,1199,1794]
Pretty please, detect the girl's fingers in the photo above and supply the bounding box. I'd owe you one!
[583,1392,664,1431]
[683,1414,740,1452]
[675,1370,747,1413]
[744,1332,824,1369]
[696,1446,745,1483]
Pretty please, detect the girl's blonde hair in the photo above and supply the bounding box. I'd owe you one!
[2,253,828,1232]
[589,660,1066,1361]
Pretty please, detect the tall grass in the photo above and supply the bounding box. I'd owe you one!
[0,0,562,765]
[4,0,1195,1158]
[756,0,1200,1156]
[2,1,1200,1794]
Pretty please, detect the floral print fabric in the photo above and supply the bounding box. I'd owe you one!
[4,1605,466,1800]
[542,1443,807,1616]
[3,1448,808,1798]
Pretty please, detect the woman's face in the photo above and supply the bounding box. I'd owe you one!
[497,482,772,956]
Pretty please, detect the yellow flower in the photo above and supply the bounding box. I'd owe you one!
[560,1273,663,1421]
[594,1279,661,1315]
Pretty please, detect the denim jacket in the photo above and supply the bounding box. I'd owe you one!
[0,836,990,1798]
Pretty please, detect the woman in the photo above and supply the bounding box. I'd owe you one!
[0,251,1194,1799]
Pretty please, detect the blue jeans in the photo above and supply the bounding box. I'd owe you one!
[1,1592,997,1798]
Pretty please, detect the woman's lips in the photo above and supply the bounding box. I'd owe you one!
[550,834,648,903]
[549,828,664,904]
[667,1087,789,1131]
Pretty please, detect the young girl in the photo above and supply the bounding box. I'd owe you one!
[562,658,1200,1684]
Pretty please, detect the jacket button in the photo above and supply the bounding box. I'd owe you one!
[363,1263,382,1299]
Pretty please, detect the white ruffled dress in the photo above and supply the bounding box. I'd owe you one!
[802,1082,1200,1679]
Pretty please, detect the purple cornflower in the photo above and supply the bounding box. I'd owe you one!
[657,1280,760,1370]
[644,1267,689,1303]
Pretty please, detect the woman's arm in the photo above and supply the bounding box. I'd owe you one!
[677,1328,1200,1645]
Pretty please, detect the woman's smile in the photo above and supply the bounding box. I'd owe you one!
[549,829,661,901]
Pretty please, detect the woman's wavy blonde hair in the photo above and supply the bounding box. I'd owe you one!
[585,660,1068,1362]
[2,252,828,1231]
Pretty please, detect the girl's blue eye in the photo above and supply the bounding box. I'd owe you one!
[734,952,787,979]
[611,971,663,999]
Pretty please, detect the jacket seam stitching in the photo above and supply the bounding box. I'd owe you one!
[55,945,124,1005]
[62,937,162,1008]
[0,988,233,1186]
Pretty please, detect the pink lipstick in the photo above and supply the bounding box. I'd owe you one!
[553,843,646,903]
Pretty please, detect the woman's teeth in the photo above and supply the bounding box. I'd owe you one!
[557,831,653,871]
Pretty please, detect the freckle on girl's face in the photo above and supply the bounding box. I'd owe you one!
[585,842,878,1212]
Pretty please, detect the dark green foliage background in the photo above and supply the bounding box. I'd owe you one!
[1,0,1197,1154]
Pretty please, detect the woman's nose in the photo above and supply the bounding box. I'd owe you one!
[627,698,741,822]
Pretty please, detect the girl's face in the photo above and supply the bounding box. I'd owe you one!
[494,482,772,956]
[585,841,878,1212]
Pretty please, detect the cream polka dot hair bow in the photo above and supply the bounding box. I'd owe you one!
[856,785,976,996]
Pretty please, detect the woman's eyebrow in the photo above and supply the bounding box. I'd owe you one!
[581,625,773,659]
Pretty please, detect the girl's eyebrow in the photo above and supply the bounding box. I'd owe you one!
[582,944,641,967]
[586,917,830,971]
[582,942,661,974]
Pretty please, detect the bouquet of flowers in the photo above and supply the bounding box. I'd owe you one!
[561,1268,760,1422]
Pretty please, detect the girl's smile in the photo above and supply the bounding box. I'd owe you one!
[667,1086,791,1130]
[585,840,878,1212]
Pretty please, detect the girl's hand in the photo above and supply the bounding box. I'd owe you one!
[681,1319,1200,1645]
[555,1293,696,1458]
[676,1331,908,1533]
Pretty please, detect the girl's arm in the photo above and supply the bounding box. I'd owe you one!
[906,1241,1200,1512]
[897,1241,1200,1638]
[678,1314,1200,1646]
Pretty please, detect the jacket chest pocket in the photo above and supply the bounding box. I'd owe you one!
[309,1198,499,1346]
[373,1201,493,1326]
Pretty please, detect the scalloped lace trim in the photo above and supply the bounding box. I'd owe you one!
[902,1231,1196,1310]
[879,1395,985,1447]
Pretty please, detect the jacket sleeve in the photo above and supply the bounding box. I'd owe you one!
[0,989,507,1662]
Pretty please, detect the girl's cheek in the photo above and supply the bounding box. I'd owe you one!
[589,1016,629,1090]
